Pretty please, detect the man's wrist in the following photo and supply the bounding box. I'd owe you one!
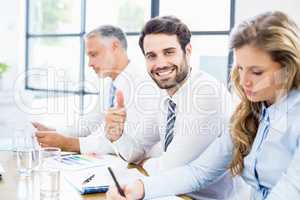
[63,136,80,152]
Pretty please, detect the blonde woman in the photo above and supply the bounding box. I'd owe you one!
[107,11,300,200]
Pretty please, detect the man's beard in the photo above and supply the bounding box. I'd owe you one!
[149,59,189,90]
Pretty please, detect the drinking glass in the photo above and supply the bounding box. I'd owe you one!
[39,147,61,200]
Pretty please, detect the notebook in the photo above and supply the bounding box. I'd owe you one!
[63,166,144,194]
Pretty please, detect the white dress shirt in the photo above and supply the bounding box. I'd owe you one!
[143,89,300,200]
[79,61,159,154]
[57,76,112,138]
[115,70,236,199]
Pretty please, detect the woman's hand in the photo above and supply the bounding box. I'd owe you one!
[106,180,145,200]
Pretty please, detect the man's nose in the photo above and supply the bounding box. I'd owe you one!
[88,59,94,68]
[153,55,169,69]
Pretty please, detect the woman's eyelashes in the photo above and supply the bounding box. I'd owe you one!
[252,70,264,76]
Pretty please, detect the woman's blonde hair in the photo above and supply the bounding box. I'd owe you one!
[229,11,300,175]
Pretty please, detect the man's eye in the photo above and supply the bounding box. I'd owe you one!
[165,51,174,55]
[146,54,155,59]
[253,71,263,75]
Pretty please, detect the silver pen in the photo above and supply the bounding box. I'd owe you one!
[82,174,95,185]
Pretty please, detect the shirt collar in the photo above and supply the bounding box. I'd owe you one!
[163,73,191,110]
[162,70,192,108]
[259,103,269,123]
[112,60,131,88]
[262,89,300,124]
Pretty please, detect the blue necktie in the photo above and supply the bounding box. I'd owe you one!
[109,83,116,108]
[164,98,176,152]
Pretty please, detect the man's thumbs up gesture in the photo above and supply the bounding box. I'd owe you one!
[105,90,127,142]
[116,90,125,108]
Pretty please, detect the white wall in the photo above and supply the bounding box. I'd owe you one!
[0,0,25,91]
[235,0,300,24]
[0,0,28,139]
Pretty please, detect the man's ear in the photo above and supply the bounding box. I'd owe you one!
[111,39,120,51]
[185,43,192,57]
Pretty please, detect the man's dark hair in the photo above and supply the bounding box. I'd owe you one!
[139,16,191,54]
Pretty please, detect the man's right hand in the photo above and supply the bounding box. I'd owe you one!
[32,122,66,149]
[35,131,67,149]
[105,90,127,142]
[32,122,80,152]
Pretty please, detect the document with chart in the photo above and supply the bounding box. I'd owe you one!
[63,166,144,194]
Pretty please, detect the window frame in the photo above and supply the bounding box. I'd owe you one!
[25,0,235,111]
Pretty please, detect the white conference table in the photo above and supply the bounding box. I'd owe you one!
[0,150,190,200]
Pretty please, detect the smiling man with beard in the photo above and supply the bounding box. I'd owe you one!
[107,16,238,199]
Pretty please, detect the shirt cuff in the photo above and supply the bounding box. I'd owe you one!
[143,158,160,175]
[113,133,132,159]
[142,176,167,199]
[79,134,113,154]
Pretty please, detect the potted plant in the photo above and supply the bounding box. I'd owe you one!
[0,62,9,90]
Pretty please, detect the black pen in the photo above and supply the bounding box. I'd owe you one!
[82,174,95,185]
[107,167,125,197]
